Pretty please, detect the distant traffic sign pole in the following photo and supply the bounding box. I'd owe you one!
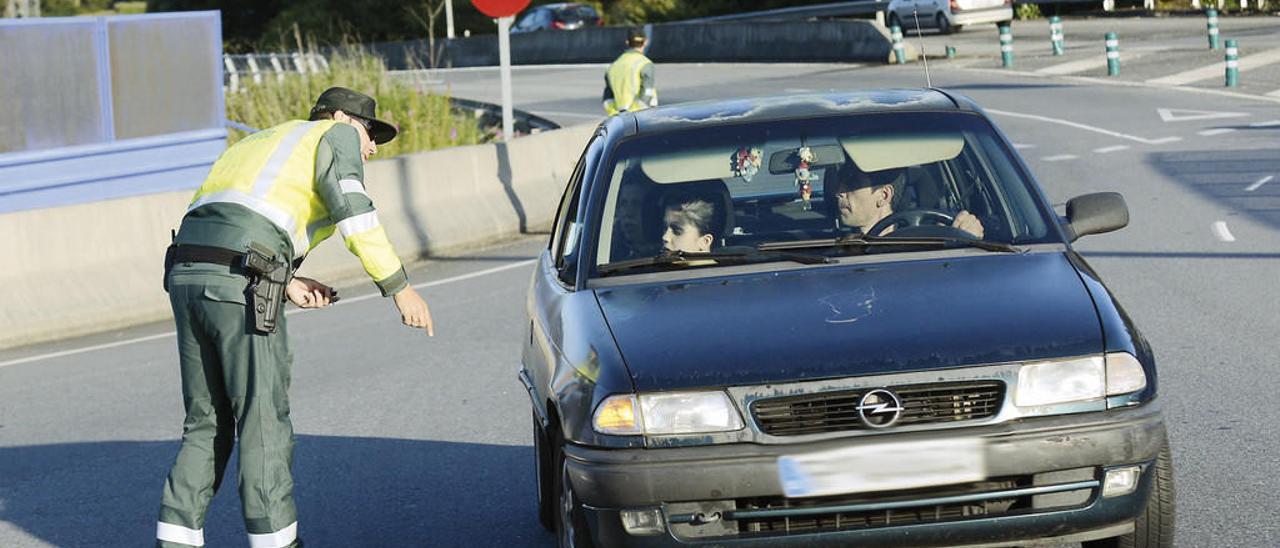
[472,0,532,141]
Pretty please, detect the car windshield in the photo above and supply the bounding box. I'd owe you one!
[591,111,1056,275]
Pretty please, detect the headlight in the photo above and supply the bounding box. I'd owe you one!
[593,391,744,435]
[1104,352,1147,396]
[1015,356,1105,407]
[639,391,744,435]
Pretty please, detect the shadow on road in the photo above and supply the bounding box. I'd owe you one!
[1146,148,1280,232]
[0,436,550,547]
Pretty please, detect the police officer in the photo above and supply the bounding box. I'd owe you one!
[603,28,657,116]
[155,87,433,548]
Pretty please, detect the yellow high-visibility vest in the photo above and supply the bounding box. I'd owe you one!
[186,120,401,284]
[605,50,654,116]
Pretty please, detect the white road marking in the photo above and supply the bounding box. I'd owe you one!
[1146,47,1280,86]
[1198,128,1236,136]
[1155,107,1247,122]
[531,110,603,119]
[1250,120,1280,128]
[1036,51,1151,75]
[1042,154,1078,162]
[785,88,814,93]
[1212,221,1236,242]
[0,259,539,369]
[987,109,1181,145]
[1013,143,1036,149]
[1093,145,1130,154]
[1245,175,1273,192]
[1267,89,1280,98]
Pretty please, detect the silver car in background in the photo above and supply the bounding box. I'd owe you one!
[887,0,1014,34]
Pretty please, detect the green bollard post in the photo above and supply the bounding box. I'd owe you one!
[1207,9,1220,50]
[946,45,957,59]
[1050,16,1065,56]
[892,25,906,64]
[999,25,1014,68]
[1105,32,1120,76]
[1225,39,1239,87]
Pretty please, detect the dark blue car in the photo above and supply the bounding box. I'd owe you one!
[520,90,1173,548]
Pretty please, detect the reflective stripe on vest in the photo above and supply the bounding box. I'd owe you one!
[606,51,652,115]
[188,120,338,256]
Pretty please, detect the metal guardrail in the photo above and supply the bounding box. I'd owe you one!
[674,0,887,23]
[223,53,330,93]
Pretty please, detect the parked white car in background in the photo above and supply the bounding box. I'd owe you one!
[887,0,1013,34]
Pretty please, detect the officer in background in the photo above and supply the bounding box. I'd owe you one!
[155,87,433,548]
[603,27,657,116]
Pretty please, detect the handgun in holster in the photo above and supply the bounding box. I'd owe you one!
[241,243,291,334]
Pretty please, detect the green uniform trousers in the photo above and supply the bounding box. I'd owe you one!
[157,262,301,548]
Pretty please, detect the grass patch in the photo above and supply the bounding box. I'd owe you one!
[225,46,483,157]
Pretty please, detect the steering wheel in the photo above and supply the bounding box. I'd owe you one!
[866,208,955,237]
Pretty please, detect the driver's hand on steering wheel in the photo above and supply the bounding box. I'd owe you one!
[953,210,985,239]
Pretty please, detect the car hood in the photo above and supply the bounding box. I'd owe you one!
[594,252,1102,392]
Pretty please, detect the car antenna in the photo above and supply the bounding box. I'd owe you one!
[910,8,933,88]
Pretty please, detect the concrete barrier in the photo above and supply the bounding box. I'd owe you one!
[0,123,597,350]
[380,20,898,69]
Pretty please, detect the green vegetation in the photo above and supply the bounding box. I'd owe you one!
[43,0,145,15]
[1015,2,1042,19]
[225,46,482,157]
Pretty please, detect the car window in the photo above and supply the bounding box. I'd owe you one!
[553,132,603,286]
[591,112,1056,273]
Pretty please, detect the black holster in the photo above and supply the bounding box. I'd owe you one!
[241,243,291,335]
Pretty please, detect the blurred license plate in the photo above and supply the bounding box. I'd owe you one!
[778,438,986,498]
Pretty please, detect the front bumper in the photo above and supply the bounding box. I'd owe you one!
[952,7,1013,27]
[565,403,1165,546]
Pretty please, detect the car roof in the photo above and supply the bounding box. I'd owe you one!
[626,89,975,135]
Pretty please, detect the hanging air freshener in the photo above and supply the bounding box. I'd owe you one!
[730,147,763,183]
[795,146,816,210]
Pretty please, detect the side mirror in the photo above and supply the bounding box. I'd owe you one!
[1065,192,1129,241]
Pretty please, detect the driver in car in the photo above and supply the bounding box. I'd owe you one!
[833,165,985,239]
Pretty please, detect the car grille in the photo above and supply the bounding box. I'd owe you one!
[752,381,1005,436]
[735,478,1030,535]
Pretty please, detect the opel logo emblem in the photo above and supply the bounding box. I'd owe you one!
[856,388,904,428]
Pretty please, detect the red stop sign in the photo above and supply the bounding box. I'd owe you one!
[471,0,531,18]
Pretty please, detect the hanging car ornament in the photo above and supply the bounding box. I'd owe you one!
[795,146,817,210]
[730,147,763,183]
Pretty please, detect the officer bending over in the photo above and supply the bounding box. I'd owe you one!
[155,87,432,548]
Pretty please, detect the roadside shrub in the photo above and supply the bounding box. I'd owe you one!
[225,45,483,157]
[1015,3,1042,19]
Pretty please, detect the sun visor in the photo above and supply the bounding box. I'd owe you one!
[839,134,964,172]
[640,146,752,184]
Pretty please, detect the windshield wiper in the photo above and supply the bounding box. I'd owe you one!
[598,248,832,276]
[760,234,1025,254]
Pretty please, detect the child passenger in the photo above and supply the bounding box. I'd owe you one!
[661,193,717,253]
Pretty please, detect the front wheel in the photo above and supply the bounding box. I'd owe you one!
[555,447,594,548]
[936,13,953,34]
[1083,441,1176,548]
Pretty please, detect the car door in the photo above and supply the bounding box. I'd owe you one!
[525,129,602,423]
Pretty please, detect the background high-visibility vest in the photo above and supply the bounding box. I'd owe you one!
[604,50,655,116]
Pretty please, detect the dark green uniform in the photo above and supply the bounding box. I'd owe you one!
[157,123,402,548]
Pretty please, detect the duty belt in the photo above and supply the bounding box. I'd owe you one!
[164,243,292,334]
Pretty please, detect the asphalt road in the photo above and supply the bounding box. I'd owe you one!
[4,14,1280,548]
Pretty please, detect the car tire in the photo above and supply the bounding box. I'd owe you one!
[936,13,953,34]
[555,445,595,548]
[534,409,555,532]
[1082,441,1176,548]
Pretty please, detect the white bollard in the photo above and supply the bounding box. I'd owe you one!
[246,56,263,85]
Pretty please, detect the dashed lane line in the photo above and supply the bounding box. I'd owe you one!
[1198,128,1236,136]
[1246,175,1273,192]
[986,109,1181,145]
[1146,47,1280,86]
[1042,154,1078,162]
[1251,120,1280,128]
[0,259,538,370]
[1212,221,1236,242]
[1093,145,1130,154]
[1268,89,1280,98]
[1013,143,1037,149]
